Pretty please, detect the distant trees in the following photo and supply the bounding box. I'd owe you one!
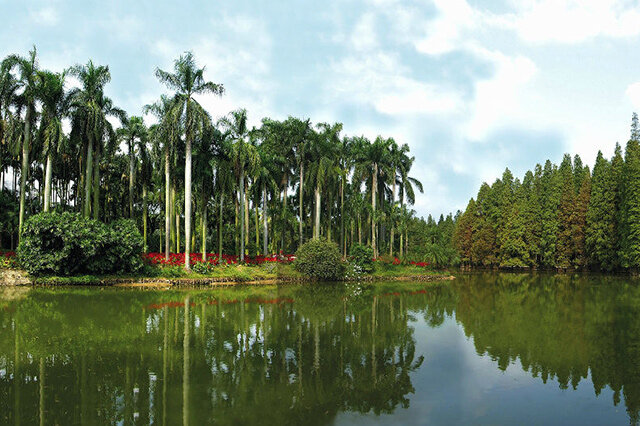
[454,114,640,271]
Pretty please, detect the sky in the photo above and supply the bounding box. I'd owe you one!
[2,0,640,219]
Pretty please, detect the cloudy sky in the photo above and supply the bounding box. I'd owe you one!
[2,0,640,218]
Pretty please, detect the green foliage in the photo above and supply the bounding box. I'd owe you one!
[17,212,143,276]
[349,243,374,272]
[294,238,345,280]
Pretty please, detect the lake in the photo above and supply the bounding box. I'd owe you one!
[1,273,639,425]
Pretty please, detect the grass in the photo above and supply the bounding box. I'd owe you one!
[18,261,450,286]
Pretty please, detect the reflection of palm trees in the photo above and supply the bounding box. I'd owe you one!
[183,296,190,426]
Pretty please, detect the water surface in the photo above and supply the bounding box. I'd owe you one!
[1,273,639,425]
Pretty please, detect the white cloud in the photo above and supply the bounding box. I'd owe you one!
[30,7,59,25]
[414,0,479,55]
[465,47,538,140]
[330,51,462,116]
[510,0,640,44]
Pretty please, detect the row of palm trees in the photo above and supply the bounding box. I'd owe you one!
[0,48,423,269]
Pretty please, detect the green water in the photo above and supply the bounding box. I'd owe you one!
[1,274,640,425]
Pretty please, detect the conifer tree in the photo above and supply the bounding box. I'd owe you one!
[586,152,616,270]
[619,137,640,269]
[556,154,575,268]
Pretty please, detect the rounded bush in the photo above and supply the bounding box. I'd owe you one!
[18,212,143,276]
[349,243,374,273]
[294,238,344,281]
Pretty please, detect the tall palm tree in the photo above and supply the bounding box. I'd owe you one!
[144,94,180,260]
[137,126,152,252]
[68,60,124,219]
[3,47,39,237]
[155,51,224,269]
[291,118,312,245]
[311,123,341,239]
[221,109,258,262]
[118,115,146,218]
[355,136,392,257]
[36,70,70,212]
[252,141,278,255]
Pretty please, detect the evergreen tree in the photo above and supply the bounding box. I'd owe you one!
[586,152,616,270]
[619,137,640,269]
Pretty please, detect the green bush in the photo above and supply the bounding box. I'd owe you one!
[18,212,143,276]
[294,238,345,280]
[349,243,374,273]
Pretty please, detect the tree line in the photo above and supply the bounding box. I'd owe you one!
[0,47,433,269]
[454,113,640,271]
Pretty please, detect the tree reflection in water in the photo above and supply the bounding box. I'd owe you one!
[0,284,424,425]
[2,275,640,424]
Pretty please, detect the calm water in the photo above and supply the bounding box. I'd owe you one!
[1,274,640,425]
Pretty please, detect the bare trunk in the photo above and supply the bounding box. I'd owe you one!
[92,150,100,220]
[299,161,304,245]
[255,199,259,255]
[340,178,345,256]
[185,134,192,269]
[165,145,170,260]
[314,185,321,239]
[201,190,207,261]
[143,184,148,253]
[390,177,396,256]
[262,183,268,255]
[239,168,245,262]
[43,152,53,212]
[129,139,135,218]
[371,163,377,257]
[18,108,31,237]
[84,136,93,218]
[218,192,224,260]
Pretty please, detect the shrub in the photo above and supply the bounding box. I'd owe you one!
[294,238,344,280]
[18,212,143,276]
[349,244,374,273]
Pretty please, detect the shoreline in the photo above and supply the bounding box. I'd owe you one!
[1,268,455,287]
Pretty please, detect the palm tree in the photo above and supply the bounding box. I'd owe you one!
[144,94,180,260]
[291,118,312,245]
[311,123,341,239]
[3,47,39,237]
[37,70,69,213]
[220,109,258,262]
[252,141,278,255]
[137,126,152,252]
[155,51,224,269]
[398,150,423,257]
[118,115,146,218]
[68,60,124,219]
[355,136,392,257]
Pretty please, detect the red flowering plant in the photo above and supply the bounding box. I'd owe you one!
[0,251,17,269]
[142,252,296,269]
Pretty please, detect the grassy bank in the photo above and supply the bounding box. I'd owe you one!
[2,262,453,286]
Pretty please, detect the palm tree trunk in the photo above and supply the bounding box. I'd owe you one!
[143,184,148,253]
[281,176,288,254]
[218,192,224,260]
[244,181,249,252]
[18,108,31,237]
[165,145,170,260]
[314,185,320,239]
[129,140,135,218]
[255,200,259,255]
[176,209,180,254]
[299,161,304,245]
[371,163,377,257]
[92,149,100,220]
[201,189,206,261]
[43,151,53,212]
[185,133,192,269]
[390,178,396,256]
[84,135,93,218]
[262,183,268,255]
[239,168,245,262]
[340,177,345,257]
